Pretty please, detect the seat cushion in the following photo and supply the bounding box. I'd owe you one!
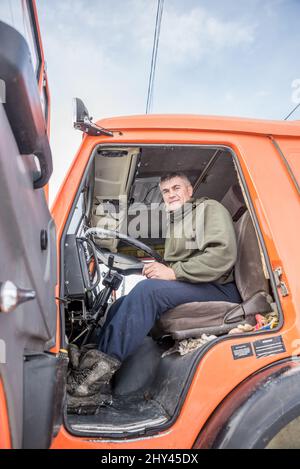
[152,291,273,340]
[152,301,239,340]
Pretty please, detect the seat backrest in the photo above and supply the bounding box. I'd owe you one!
[234,211,269,301]
[221,183,246,221]
[221,184,269,301]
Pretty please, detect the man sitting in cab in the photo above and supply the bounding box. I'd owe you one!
[67,172,241,409]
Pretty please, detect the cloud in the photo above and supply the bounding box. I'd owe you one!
[255,90,271,98]
[225,92,234,102]
[40,1,256,67]
[139,6,256,66]
[263,0,288,18]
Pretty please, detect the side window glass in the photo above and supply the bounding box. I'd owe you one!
[0,0,41,77]
[67,193,85,235]
[40,77,49,123]
[22,1,41,77]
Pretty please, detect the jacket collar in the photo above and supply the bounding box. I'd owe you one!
[167,197,197,223]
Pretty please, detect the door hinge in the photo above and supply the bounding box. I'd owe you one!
[273,267,289,297]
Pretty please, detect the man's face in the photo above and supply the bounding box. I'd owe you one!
[160,176,193,211]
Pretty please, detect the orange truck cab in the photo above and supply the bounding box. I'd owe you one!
[1,1,300,450]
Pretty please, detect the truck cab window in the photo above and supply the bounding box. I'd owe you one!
[0,0,41,77]
[67,192,86,236]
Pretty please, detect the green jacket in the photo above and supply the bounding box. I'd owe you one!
[164,198,237,284]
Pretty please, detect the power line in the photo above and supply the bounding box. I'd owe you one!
[284,102,300,121]
[146,0,164,114]
[8,0,15,27]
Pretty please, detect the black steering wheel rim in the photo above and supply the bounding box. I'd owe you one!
[85,227,166,265]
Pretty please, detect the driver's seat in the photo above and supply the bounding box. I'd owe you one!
[151,184,273,340]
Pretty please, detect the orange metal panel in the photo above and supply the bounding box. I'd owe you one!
[96,114,300,137]
[273,136,300,191]
[0,379,12,449]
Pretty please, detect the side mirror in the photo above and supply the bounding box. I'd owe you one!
[0,21,53,189]
[73,97,113,137]
[73,97,90,125]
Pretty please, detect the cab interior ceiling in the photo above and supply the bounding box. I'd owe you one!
[93,146,237,203]
[132,147,236,201]
[90,146,237,250]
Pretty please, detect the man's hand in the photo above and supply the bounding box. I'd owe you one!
[143,262,176,280]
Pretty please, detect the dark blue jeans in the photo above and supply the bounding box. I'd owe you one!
[97,279,241,362]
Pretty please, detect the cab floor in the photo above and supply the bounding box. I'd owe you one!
[67,392,169,435]
[66,337,201,437]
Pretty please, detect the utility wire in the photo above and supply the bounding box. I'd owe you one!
[284,102,300,121]
[9,0,15,27]
[146,0,164,114]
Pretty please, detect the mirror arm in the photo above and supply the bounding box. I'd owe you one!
[74,118,114,137]
[73,97,113,137]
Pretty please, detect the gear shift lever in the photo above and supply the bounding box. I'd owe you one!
[81,254,122,345]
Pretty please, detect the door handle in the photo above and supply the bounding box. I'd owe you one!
[0,281,36,313]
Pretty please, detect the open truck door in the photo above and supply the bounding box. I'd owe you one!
[0,5,65,449]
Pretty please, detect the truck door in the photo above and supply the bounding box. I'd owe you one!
[0,4,65,449]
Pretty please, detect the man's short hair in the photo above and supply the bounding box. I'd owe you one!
[159,172,192,187]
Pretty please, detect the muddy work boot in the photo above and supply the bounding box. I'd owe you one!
[68,344,81,369]
[68,343,98,369]
[67,349,121,397]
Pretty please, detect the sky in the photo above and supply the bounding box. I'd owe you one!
[31,0,300,201]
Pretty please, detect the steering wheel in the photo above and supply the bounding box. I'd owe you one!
[84,227,167,275]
